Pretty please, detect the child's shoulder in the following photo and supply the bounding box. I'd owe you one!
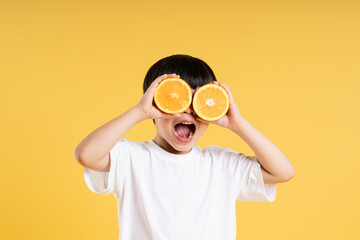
[202,144,236,157]
[113,138,149,151]
[202,144,255,165]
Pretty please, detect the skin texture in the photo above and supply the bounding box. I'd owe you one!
[75,73,294,184]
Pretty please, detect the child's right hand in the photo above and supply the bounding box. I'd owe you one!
[136,73,182,121]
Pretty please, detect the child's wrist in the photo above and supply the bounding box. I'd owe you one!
[229,117,246,132]
[132,105,149,122]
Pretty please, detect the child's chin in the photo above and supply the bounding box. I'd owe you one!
[172,144,193,154]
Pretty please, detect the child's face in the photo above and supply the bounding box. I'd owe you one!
[153,105,209,154]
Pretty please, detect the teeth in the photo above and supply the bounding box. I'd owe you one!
[189,131,193,138]
[181,122,192,125]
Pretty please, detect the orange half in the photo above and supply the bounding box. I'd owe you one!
[154,77,192,114]
[192,83,229,121]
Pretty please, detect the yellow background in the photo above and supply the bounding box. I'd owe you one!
[1,0,359,239]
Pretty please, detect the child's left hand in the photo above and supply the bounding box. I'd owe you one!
[195,82,243,131]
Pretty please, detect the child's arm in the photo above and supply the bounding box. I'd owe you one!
[200,82,295,184]
[74,73,181,172]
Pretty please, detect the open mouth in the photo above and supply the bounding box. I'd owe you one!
[174,122,196,143]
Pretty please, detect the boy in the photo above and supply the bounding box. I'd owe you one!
[75,54,295,240]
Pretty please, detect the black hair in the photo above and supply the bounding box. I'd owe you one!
[143,54,217,93]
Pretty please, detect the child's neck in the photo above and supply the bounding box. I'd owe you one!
[153,137,192,155]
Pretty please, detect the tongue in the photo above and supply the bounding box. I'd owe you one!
[175,124,192,137]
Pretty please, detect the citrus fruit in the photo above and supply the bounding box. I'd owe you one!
[154,77,192,114]
[192,83,229,121]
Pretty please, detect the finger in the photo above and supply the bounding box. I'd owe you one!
[210,81,234,102]
[218,82,234,101]
[143,74,169,99]
[218,82,229,92]
[144,73,182,106]
[148,73,181,93]
[218,82,229,90]
[160,73,180,80]
[168,73,180,78]
[152,74,169,88]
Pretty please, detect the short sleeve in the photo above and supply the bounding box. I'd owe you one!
[210,145,276,202]
[83,139,130,195]
[232,154,276,202]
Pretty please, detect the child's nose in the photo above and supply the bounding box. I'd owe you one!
[184,105,195,115]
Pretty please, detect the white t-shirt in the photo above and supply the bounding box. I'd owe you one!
[83,139,276,240]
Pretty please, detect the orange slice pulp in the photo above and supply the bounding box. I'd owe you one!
[154,77,192,114]
[192,83,229,121]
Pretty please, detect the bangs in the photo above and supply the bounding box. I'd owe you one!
[143,54,217,93]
